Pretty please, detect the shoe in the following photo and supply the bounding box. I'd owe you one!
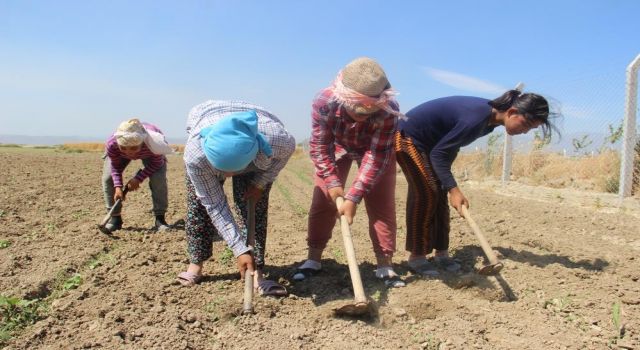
[155,215,171,231]
[380,275,406,288]
[177,271,203,287]
[408,258,440,277]
[292,260,322,281]
[256,279,288,297]
[375,267,406,288]
[104,216,123,233]
[292,267,322,281]
[433,256,461,272]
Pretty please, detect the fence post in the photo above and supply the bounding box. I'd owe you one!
[619,54,640,200]
[502,135,513,184]
[501,82,525,184]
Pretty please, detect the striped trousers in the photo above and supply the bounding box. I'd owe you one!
[394,131,450,255]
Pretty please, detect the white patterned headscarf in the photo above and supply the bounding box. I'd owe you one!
[331,57,406,120]
[115,119,146,147]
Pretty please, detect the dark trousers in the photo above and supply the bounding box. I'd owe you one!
[394,131,450,255]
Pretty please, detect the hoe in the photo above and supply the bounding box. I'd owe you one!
[461,205,504,275]
[332,197,373,317]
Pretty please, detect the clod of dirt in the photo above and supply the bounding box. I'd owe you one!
[392,308,407,317]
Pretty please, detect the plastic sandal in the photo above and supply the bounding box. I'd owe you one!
[292,268,321,281]
[408,258,440,277]
[433,256,462,272]
[177,271,203,287]
[380,275,406,288]
[256,279,288,297]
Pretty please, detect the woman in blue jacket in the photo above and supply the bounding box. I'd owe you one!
[395,90,558,276]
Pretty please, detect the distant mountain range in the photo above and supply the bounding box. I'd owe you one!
[0,134,186,146]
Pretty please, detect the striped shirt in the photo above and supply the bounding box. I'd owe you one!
[105,123,166,188]
[309,88,399,203]
[184,100,296,257]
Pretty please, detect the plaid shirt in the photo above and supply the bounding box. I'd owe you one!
[184,100,296,257]
[105,123,166,188]
[309,88,399,203]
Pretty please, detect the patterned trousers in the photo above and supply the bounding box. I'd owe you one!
[394,131,450,255]
[185,174,272,268]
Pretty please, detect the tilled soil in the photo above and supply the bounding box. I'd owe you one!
[1,148,639,349]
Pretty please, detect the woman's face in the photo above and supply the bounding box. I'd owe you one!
[505,108,542,135]
[118,144,142,157]
[344,104,379,122]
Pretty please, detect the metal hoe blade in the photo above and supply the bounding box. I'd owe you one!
[477,262,504,276]
[333,301,372,317]
[97,224,112,235]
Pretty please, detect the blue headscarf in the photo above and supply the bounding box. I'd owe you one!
[200,110,273,172]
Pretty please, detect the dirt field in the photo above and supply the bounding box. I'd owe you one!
[1,147,639,349]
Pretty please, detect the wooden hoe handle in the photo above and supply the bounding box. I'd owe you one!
[99,186,129,227]
[336,197,367,304]
[243,199,256,314]
[461,206,501,266]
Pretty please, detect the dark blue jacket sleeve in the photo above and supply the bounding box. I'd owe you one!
[429,123,477,190]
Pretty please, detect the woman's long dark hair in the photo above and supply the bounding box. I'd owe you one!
[489,90,560,139]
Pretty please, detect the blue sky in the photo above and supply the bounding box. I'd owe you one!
[1,0,639,143]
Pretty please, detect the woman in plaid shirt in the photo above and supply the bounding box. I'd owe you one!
[178,101,295,296]
[294,57,406,288]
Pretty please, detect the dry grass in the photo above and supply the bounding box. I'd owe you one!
[61,143,104,152]
[291,146,307,159]
[454,150,625,193]
[171,144,185,153]
[34,144,640,196]
[61,143,185,153]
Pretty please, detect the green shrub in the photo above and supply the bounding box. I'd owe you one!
[0,295,43,344]
[62,274,82,290]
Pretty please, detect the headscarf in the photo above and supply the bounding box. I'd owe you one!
[331,72,405,119]
[200,110,272,172]
[115,119,146,147]
[329,57,406,120]
[114,118,174,154]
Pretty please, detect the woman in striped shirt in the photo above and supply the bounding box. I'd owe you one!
[101,118,173,233]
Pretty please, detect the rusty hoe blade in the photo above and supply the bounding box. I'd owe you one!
[333,301,372,317]
[478,262,504,276]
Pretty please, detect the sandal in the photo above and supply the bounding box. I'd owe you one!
[433,256,461,272]
[408,258,440,277]
[256,279,288,297]
[380,275,406,288]
[292,268,321,281]
[177,271,203,287]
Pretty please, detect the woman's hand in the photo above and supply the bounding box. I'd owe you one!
[243,185,264,202]
[338,198,357,225]
[114,187,125,202]
[327,186,344,202]
[126,178,141,192]
[448,186,469,217]
[237,252,255,279]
